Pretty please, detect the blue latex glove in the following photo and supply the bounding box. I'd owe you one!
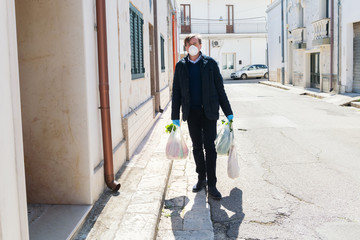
[227,115,233,121]
[172,120,180,127]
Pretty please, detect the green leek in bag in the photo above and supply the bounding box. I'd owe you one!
[215,120,234,155]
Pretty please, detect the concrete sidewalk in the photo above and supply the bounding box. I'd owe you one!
[156,120,213,240]
[259,81,360,108]
[74,103,213,240]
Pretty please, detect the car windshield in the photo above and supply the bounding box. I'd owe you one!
[240,65,251,70]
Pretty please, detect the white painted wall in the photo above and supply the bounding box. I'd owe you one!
[16,0,93,204]
[266,0,282,82]
[341,0,360,93]
[209,37,267,79]
[6,0,175,215]
[106,0,124,149]
[158,0,171,100]
[269,0,341,91]
[119,0,154,116]
[178,0,268,79]
[0,0,29,239]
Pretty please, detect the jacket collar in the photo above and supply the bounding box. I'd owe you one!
[181,52,208,67]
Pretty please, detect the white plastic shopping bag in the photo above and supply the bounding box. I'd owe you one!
[227,144,240,179]
[166,127,189,160]
[215,121,234,155]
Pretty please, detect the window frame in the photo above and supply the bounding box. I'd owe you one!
[222,53,235,70]
[160,35,165,72]
[130,3,145,80]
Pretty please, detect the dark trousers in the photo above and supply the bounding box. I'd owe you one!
[187,108,217,187]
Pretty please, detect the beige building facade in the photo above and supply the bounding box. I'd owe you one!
[1,0,178,238]
[267,0,360,94]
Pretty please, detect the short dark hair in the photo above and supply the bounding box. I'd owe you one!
[184,34,202,47]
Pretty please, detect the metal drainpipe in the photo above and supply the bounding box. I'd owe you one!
[154,0,160,112]
[96,0,121,192]
[330,0,334,92]
[172,12,177,71]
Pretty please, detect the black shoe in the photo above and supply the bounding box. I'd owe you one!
[192,179,207,192]
[208,186,222,200]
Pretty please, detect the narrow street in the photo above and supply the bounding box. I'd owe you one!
[211,81,360,239]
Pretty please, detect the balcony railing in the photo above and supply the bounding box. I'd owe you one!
[180,21,266,35]
[312,18,330,40]
[292,27,304,43]
[291,27,306,49]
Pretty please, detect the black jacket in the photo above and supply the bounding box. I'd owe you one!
[171,54,233,121]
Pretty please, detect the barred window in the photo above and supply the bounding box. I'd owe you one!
[160,35,165,71]
[130,3,145,79]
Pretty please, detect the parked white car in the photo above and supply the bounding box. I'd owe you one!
[230,64,268,80]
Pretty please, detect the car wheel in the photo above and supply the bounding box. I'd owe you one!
[240,74,247,80]
[264,72,269,79]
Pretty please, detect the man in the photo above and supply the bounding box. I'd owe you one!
[171,34,233,200]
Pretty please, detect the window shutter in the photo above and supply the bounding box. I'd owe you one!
[129,3,145,79]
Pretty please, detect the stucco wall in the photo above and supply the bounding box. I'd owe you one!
[178,0,268,79]
[341,0,360,93]
[1,0,29,239]
[16,0,93,204]
[158,0,171,101]
[266,0,282,82]
[119,0,153,116]
[209,37,267,79]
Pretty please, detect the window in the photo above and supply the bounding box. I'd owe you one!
[249,66,256,70]
[180,4,191,33]
[130,3,145,79]
[160,35,165,71]
[222,53,235,70]
[320,0,329,18]
[226,5,234,33]
[298,4,304,27]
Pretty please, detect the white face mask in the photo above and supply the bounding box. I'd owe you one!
[188,45,199,56]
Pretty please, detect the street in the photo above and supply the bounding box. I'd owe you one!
[211,81,360,239]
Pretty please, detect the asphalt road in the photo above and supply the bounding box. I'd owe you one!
[211,81,360,239]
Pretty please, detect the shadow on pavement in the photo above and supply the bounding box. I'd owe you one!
[209,187,245,239]
[223,78,268,84]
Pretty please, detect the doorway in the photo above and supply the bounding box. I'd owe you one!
[310,52,320,89]
[353,22,360,93]
[287,41,293,84]
[149,23,156,116]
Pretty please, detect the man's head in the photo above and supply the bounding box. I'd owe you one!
[184,34,202,58]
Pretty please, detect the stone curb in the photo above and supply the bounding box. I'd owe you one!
[351,101,360,109]
[259,81,360,107]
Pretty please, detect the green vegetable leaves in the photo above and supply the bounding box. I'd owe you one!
[165,123,177,134]
[221,119,233,132]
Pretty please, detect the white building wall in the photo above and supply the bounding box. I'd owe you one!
[158,0,171,108]
[178,0,268,79]
[341,0,360,93]
[269,0,341,92]
[0,0,29,239]
[16,0,93,204]
[119,0,154,115]
[266,0,282,82]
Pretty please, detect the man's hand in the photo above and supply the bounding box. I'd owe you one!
[227,115,233,121]
[172,120,180,127]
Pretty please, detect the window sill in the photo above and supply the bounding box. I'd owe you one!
[131,73,145,80]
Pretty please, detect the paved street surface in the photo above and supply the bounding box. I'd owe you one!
[211,81,360,239]
[75,80,360,240]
